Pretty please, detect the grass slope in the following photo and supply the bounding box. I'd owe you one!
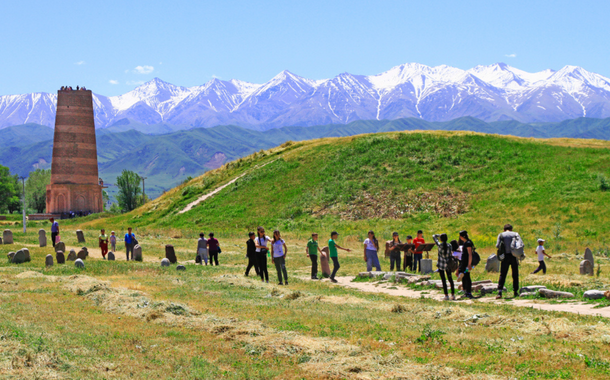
[81,130,610,254]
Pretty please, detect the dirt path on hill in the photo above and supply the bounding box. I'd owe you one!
[330,276,610,318]
[178,160,276,214]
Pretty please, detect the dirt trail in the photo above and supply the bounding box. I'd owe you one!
[178,160,276,214]
[331,276,610,318]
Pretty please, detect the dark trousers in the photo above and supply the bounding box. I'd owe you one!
[51,232,58,247]
[498,253,519,294]
[209,250,219,266]
[246,255,259,276]
[390,252,401,271]
[413,253,422,272]
[404,255,413,271]
[258,252,269,282]
[330,256,340,279]
[462,271,472,295]
[533,260,547,274]
[125,243,134,260]
[274,256,288,284]
[439,269,455,296]
[310,255,318,278]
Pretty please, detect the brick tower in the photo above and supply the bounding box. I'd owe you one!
[46,89,103,214]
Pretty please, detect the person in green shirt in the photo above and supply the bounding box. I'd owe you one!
[99,229,109,260]
[306,233,323,280]
[329,231,351,283]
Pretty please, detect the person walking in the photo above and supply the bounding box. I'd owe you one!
[532,238,551,274]
[125,227,136,261]
[271,230,289,285]
[329,231,351,283]
[496,224,520,299]
[99,229,109,259]
[50,218,59,247]
[255,227,270,283]
[388,232,402,271]
[207,233,220,266]
[363,230,381,271]
[245,232,258,275]
[306,233,323,280]
[413,230,425,273]
[458,230,474,299]
[432,233,455,300]
[197,233,209,265]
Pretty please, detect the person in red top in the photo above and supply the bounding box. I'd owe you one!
[412,230,425,272]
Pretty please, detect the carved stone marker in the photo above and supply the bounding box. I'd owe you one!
[39,229,47,247]
[55,241,66,254]
[56,251,65,264]
[319,246,331,278]
[7,252,15,261]
[21,248,30,262]
[76,230,86,243]
[3,229,13,244]
[580,260,594,276]
[161,258,170,267]
[74,258,85,268]
[134,244,143,262]
[485,254,500,272]
[584,248,594,266]
[45,254,54,267]
[77,249,87,261]
[107,251,115,261]
[165,245,177,264]
[420,259,433,275]
[67,249,77,261]
[12,249,26,264]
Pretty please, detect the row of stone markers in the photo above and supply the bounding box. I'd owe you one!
[7,248,31,263]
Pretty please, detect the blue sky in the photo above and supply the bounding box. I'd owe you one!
[1,0,608,96]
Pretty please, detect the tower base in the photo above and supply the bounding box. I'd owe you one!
[46,183,103,214]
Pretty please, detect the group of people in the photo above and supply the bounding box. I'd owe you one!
[60,85,87,91]
[196,233,221,265]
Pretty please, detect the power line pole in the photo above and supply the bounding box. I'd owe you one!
[18,176,26,233]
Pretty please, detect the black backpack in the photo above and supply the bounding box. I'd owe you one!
[497,239,506,262]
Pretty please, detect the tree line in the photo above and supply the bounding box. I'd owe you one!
[0,165,147,214]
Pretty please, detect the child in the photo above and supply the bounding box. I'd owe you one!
[404,235,414,271]
[109,231,117,252]
[245,232,258,275]
[306,233,323,280]
[329,231,351,283]
[99,229,109,259]
[412,230,425,273]
[532,238,551,274]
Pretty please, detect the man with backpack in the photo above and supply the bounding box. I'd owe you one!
[496,224,522,299]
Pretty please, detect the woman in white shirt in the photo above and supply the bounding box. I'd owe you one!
[271,230,289,285]
[363,230,381,271]
[255,226,271,283]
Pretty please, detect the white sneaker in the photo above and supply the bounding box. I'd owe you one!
[457,273,464,281]
[451,295,456,300]
[443,296,449,301]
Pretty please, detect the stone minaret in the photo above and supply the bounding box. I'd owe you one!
[46,89,103,214]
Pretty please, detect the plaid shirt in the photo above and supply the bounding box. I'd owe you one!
[432,234,452,270]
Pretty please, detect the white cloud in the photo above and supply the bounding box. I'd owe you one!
[211,74,221,79]
[127,80,145,86]
[505,53,517,58]
[133,65,154,74]
[109,80,119,85]
[75,61,85,65]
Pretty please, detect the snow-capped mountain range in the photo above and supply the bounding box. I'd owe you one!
[2,62,610,131]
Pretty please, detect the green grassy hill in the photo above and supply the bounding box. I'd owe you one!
[81,130,610,252]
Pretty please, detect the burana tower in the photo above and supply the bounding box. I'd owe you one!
[46,89,103,214]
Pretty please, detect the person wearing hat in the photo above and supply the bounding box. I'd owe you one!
[329,231,351,283]
[532,239,551,274]
[50,218,59,247]
[207,232,220,266]
[388,232,402,271]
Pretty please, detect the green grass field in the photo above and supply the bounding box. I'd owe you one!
[2,130,610,379]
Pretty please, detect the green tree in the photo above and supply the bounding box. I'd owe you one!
[25,169,51,213]
[0,165,20,213]
[116,170,142,212]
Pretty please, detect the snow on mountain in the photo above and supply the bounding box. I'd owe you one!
[1,63,610,131]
